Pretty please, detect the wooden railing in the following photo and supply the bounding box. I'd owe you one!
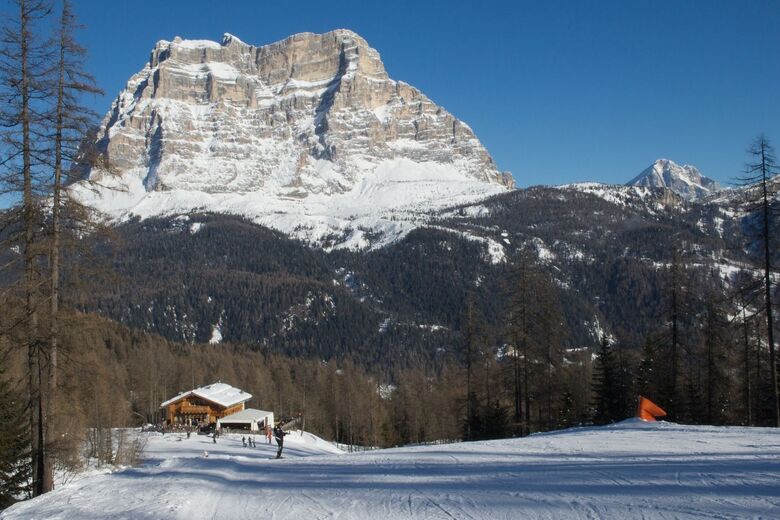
[174,403,211,415]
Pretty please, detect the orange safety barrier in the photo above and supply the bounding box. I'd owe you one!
[635,396,667,421]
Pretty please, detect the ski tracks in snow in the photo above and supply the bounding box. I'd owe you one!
[2,423,780,519]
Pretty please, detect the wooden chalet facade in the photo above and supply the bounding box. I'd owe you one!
[160,382,252,427]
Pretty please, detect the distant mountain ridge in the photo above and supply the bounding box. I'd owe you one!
[627,158,720,200]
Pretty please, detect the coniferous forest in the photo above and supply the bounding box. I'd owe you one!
[0,0,779,511]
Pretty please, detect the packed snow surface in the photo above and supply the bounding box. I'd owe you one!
[3,420,779,519]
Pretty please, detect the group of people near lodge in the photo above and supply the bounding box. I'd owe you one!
[213,423,288,458]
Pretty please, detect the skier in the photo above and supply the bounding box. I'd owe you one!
[265,425,272,444]
[274,423,286,459]
[242,436,247,447]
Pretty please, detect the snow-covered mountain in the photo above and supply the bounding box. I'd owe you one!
[627,159,720,200]
[76,30,514,249]
[556,182,682,214]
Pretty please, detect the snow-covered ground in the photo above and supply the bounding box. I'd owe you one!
[3,420,779,519]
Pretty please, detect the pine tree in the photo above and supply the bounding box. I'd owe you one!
[0,0,56,496]
[558,389,578,429]
[736,135,779,426]
[736,287,755,425]
[701,290,730,425]
[592,335,623,424]
[42,0,102,489]
[505,255,563,434]
[0,367,31,510]
[1,0,103,494]
[535,273,564,431]
[505,253,534,431]
[480,401,510,440]
[461,296,482,441]
[664,248,684,420]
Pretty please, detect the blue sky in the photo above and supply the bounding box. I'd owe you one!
[3,0,778,209]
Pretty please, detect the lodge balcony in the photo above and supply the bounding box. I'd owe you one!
[172,404,215,415]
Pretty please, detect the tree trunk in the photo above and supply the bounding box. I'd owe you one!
[670,255,679,417]
[513,343,521,422]
[758,143,779,427]
[42,2,69,493]
[743,306,752,426]
[464,301,474,441]
[17,0,51,496]
[522,341,530,435]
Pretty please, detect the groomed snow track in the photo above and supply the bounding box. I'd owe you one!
[2,420,779,519]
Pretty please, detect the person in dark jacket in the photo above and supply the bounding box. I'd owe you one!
[273,424,286,459]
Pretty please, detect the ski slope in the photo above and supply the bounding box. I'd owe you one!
[3,420,779,519]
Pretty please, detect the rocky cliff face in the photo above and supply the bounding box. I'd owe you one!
[82,30,513,249]
[94,30,512,196]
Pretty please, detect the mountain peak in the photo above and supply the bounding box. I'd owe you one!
[79,30,513,250]
[627,159,719,200]
[221,32,245,46]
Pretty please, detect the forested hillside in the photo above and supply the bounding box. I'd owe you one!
[84,184,768,356]
[39,180,773,435]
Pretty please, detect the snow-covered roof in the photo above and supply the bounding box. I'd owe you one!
[159,383,252,409]
[217,408,274,424]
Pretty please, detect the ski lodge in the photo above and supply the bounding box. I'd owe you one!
[160,382,252,428]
